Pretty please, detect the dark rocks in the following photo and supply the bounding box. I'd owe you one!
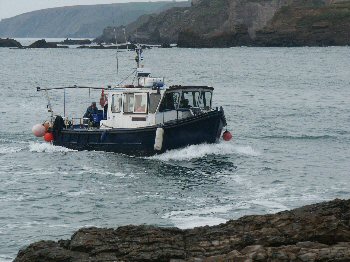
[77,43,137,50]
[14,199,350,262]
[28,39,59,48]
[61,38,92,45]
[0,38,22,48]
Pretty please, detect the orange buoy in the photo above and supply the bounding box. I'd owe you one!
[223,130,233,141]
[32,124,46,137]
[43,132,54,142]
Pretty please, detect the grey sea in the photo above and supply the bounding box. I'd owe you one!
[0,42,350,261]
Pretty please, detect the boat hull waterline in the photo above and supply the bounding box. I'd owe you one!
[53,110,226,156]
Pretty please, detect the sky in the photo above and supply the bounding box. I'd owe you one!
[0,0,176,20]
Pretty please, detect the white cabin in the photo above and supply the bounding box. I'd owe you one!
[99,85,214,130]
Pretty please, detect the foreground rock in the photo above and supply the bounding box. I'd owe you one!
[14,199,350,261]
[0,38,22,48]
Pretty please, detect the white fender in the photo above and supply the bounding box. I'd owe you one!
[154,127,164,151]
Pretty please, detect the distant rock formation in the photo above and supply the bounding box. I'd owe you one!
[0,38,22,48]
[27,39,69,49]
[0,1,190,38]
[97,0,350,47]
[14,198,350,261]
[28,39,58,48]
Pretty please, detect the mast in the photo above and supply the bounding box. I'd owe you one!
[135,45,143,86]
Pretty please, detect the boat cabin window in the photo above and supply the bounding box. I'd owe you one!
[111,94,122,113]
[180,91,212,109]
[123,93,148,114]
[123,93,134,113]
[159,92,180,112]
[149,93,161,113]
[134,93,148,113]
[203,91,212,109]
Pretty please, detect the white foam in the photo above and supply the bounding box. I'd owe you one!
[0,146,23,154]
[250,199,289,213]
[163,204,233,229]
[80,166,126,177]
[168,216,227,229]
[163,204,233,218]
[29,142,75,153]
[149,142,260,161]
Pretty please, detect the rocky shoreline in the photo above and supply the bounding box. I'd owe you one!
[14,198,350,261]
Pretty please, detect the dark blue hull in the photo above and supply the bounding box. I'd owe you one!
[53,110,226,156]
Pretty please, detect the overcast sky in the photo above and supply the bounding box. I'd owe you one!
[0,0,176,20]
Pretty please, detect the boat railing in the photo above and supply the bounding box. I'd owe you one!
[64,117,89,129]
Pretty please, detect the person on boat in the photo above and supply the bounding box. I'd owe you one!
[84,102,98,119]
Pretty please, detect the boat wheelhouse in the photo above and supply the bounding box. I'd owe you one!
[35,46,228,155]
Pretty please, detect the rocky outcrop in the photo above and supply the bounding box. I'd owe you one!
[14,199,350,261]
[28,39,59,48]
[0,38,22,48]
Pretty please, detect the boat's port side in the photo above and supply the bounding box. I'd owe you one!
[54,127,158,155]
[53,108,225,155]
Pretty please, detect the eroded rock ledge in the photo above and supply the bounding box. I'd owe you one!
[15,199,350,262]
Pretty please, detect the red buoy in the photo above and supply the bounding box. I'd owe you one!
[223,130,233,141]
[44,132,54,143]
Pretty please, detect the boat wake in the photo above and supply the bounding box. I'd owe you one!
[28,142,76,153]
[148,142,260,161]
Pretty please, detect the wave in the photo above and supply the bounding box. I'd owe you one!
[0,256,13,262]
[148,142,260,161]
[167,215,227,229]
[0,146,23,155]
[261,134,335,140]
[28,142,76,153]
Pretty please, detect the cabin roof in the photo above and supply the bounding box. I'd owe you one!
[168,85,214,91]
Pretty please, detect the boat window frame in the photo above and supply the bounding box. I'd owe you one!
[123,93,135,114]
[179,90,213,110]
[122,92,149,114]
[159,91,181,112]
[111,94,123,113]
[149,93,162,114]
[133,93,148,114]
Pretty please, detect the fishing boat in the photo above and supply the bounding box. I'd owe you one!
[33,46,231,155]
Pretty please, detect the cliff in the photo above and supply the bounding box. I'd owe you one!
[254,1,350,46]
[0,1,190,38]
[14,199,350,261]
[97,0,350,47]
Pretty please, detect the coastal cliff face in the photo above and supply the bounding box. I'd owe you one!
[97,0,350,47]
[14,199,350,261]
[254,1,350,46]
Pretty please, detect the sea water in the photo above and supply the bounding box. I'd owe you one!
[0,45,350,261]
